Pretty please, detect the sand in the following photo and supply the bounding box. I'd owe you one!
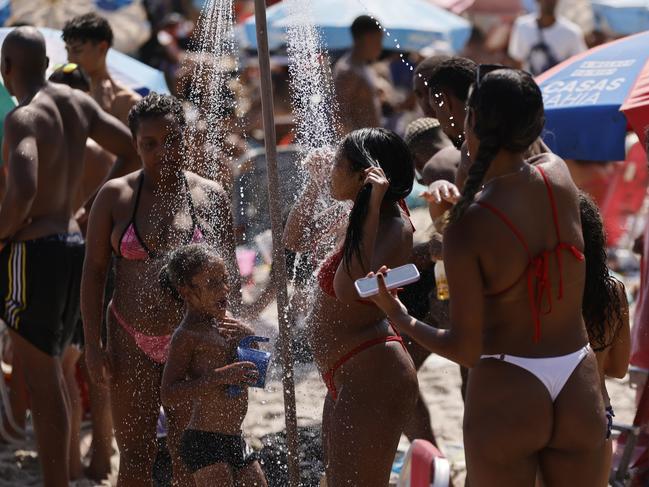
[0,207,639,486]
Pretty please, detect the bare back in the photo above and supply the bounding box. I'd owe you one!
[6,82,96,240]
[470,154,588,356]
[333,54,381,133]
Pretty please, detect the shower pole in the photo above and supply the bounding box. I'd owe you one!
[252,1,301,486]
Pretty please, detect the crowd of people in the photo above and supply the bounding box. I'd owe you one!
[0,1,645,486]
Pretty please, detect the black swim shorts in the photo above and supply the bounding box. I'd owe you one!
[180,429,258,473]
[0,233,85,356]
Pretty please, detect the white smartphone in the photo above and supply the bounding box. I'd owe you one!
[354,264,420,299]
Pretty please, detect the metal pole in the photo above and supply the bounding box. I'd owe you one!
[252,1,301,486]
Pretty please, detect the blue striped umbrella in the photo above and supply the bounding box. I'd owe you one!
[238,0,472,53]
[591,0,649,36]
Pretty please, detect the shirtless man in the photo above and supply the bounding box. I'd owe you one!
[426,57,550,190]
[0,27,139,487]
[412,55,450,119]
[63,12,141,125]
[333,15,383,133]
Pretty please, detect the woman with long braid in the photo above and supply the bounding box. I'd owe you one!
[368,68,607,485]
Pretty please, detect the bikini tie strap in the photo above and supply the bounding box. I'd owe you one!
[528,251,553,343]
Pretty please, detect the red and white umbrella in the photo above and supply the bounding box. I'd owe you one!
[429,0,522,15]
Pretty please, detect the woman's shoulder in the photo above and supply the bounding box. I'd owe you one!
[528,152,572,178]
[528,152,578,195]
[96,170,141,205]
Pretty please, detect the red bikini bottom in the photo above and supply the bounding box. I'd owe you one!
[322,327,406,401]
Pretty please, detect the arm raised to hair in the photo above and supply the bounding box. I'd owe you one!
[333,167,413,303]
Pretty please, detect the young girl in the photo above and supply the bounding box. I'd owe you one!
[160,244,267,487]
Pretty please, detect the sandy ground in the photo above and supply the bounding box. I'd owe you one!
[0,207,639,486]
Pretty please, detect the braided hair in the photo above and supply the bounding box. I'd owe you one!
[449,69,545,224]
[579,193,626,351]
[340,128,414,272]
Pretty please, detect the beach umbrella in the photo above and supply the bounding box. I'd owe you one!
[238,0,472,53]
[0,0,150,55]
[591,0,649,36]
[0,27,168,95]
[535,31,649,161]
[0,82,16,165]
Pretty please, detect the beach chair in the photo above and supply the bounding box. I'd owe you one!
[610,366,649,486]
[397,439,450,487]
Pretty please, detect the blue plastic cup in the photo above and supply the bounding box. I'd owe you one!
[228,336,271,397]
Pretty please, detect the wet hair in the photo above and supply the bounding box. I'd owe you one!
[62,13,113,46]
[413,55,451,85]
[449,69,545,224]
[340,128,414,271]
[579,193,626,351]
[159,244,224,302]
[48,63,90,92]
[426,57,477,103]
[351,15,382,40]
[127,92,186,137]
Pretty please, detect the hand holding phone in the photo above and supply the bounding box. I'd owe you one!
[354,264,420,299]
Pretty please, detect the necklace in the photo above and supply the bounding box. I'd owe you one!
[480,165,527,191]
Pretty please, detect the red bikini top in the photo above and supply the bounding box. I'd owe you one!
[477,165,585,342]
[317,200,415,300]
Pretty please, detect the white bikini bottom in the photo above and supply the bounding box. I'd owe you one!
[480,344,591,401]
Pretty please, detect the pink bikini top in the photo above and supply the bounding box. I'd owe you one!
[317,200,415,300]
[477,165,585,343]
[117,172,205,260]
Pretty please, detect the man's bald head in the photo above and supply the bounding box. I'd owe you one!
[1,27,48,92]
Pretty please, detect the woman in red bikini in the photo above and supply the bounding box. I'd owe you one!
[369,68,608,485]
[302,128,419,486]
[81,93,239,485]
